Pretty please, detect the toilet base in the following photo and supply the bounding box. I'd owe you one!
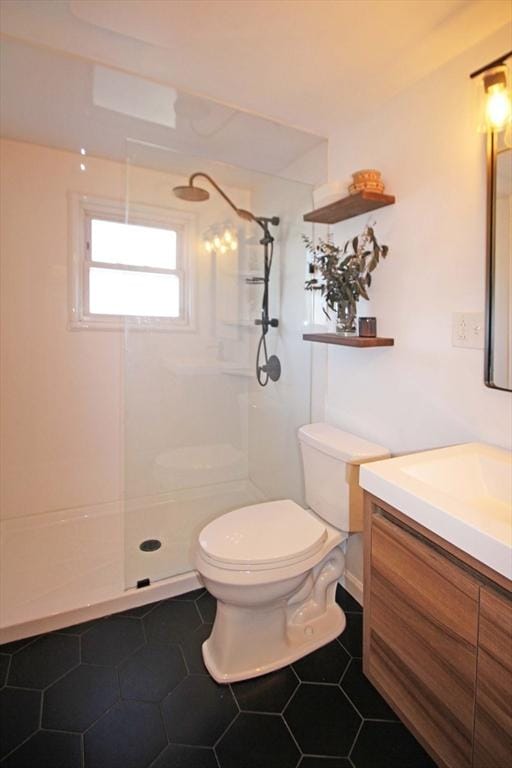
[202,602,346,683]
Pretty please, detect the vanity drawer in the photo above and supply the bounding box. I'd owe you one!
[367,513,479,768]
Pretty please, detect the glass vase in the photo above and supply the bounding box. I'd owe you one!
[335,301,357,336]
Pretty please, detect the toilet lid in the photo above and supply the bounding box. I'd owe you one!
[198,500,328,569]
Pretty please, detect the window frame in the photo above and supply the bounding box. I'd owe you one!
[69,193,196,331]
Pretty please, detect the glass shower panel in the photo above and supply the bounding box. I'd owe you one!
[122,141,314,589]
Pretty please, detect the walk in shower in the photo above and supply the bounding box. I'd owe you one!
[0,31,327,640]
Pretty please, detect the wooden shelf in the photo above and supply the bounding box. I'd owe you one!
[303,333,394,347]
[303,190,395,224]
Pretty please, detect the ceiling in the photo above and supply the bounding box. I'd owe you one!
[1,0,510,137]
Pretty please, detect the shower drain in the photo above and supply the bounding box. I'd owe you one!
[139,539,162,552]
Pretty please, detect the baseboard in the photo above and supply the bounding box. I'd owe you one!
[340,570,363,607]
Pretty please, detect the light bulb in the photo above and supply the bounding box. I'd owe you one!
[223,229,232,243]
[204,240,212,253]
[80,162,86,172]
[230,240,238,251]
[220,244,227,254]
[486,86,511,129]
[213,236,221,248]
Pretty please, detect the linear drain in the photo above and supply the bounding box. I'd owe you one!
[139,539,162,552]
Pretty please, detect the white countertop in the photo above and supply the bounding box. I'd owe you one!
[359,443,512,580]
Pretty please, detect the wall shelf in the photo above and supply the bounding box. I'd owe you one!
[303,333,394,347]
[303,191,395,224]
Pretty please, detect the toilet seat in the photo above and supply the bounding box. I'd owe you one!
[198,500,328,571]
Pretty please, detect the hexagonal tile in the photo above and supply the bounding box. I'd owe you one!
[56,619,102,635]
[351,721,436,768]
[119,601,160,618]
[293,640,350,683]
[172,588,206,602]
[162,674,237,746]
[0,636,39,654]
[196,591,217,623]
[81,617,144,666]
[0,730,81,768]
[144,600,201,644]
[119,643,186,701]
[340,659,398,720]
[43,664,119,732]
[335,585,362,614]
[84,700,166,768]
[284,683,361,757]
[300,757,351,767]
[150,744,218,768]
[179,623,212,674]
[337,613,362,658]
[7,634,79,688]
[0,654,10,687]
[216,712,299,768]
[0,687,41,759]
[231,666,298,712]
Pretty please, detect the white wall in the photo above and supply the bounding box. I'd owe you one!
[0,139,250,522]
[318,24,512,596]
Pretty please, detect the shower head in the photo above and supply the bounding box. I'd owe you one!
[172,183,210,202]
[172,172,256,223]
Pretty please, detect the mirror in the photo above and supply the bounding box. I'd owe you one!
[486,132,512,391]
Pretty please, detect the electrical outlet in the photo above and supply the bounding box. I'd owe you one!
[452,313,485,349]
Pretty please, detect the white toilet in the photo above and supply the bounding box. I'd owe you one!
[195,423,389,683]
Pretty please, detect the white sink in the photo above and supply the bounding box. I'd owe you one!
[359,443,512,579]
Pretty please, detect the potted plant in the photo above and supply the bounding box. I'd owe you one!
[304,225,389,335]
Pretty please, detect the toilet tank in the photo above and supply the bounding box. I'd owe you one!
[298,423,389,532]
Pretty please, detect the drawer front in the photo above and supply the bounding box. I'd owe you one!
[368,514,479,768]
[473,586,512,768]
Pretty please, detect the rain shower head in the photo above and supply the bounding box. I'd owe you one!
[172,171,256,223]
[172,184,209,202]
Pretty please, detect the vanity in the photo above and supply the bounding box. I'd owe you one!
[359,443,512,768]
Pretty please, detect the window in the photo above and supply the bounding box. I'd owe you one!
[69,195,194,330]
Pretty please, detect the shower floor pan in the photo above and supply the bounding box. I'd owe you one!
[0,479,263,644]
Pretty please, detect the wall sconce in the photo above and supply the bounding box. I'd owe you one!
[203,226,238,254]
[471,52,512,134]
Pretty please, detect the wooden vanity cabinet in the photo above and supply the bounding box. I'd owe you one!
[363,494,512,768]
[473,586,512,768]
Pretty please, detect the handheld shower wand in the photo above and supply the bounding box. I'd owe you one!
[173,173,281,386]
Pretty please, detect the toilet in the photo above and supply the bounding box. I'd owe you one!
[195,423,389,683]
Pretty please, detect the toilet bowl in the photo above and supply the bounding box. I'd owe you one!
[195,423,389,683]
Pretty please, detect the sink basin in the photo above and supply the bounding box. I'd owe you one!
[359,443,512,579]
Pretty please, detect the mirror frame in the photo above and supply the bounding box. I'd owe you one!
[484,130,511,392]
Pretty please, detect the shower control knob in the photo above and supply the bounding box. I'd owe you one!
[269,318,279,328]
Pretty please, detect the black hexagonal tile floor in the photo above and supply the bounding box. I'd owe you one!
[179,623,212,674]
[144,600,202,644]
[284,683,361,757]
[150,744,218,768]
[0,687,41,759]
[0,655,10,687]
[300,758,351,768]
[57,618,101,635]
[119,643,186,702]
[196,591,217,623]
[172,588,205,601]
[0,730,81,768]
[42,663,119,732]
[81,616,144,666]
[340,659,398,720]
[120,601,160,618]
[335,585,362,613]
[216,712,300,768]
[337,612,362,658]
[0,636,39,654]
[293,640,350,683]
[162,674,237,746]
[7,634,79,689]
[231,666,298,712]
[84,700,166,768]
[351,721,436,768]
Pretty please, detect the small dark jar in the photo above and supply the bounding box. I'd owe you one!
[358,317,377,338]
